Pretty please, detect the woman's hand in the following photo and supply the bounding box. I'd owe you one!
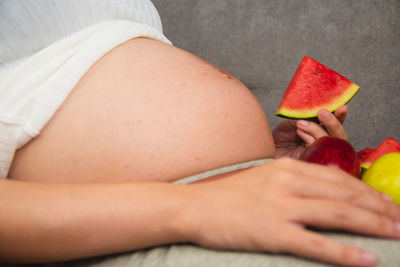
[273,105,348,159]
[181,158,400,267]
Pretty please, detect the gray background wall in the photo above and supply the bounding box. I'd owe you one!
[153,0,400,151]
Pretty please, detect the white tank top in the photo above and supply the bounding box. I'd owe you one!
[0,0,164,76]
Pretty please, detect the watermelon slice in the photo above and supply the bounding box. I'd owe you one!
[361,137,400,172]
[276,56,360,118]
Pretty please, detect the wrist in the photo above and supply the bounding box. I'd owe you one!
[172,183,208,246]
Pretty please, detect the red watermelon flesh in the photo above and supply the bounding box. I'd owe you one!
[276,56,360,118]
[357,148,375,163]
[362,137,400,170]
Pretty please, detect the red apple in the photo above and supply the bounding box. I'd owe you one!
[300,136,360,177]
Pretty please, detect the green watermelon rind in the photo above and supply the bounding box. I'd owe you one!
[358,148,375,177]
[276,83,360,119]
[360,165,369,177]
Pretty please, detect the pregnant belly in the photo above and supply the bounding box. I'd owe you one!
[9,38,275,183]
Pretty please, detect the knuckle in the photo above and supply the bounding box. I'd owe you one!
[372,189,384,200]
[333,210,350,222]
[329,169,348,183]
[381,201,394,217]
[335,168,352,181]
[273,158,296,171]
[324,114,340,127]
[308,236,326,250]
[368,188,386,205]
[329,118,341,128]
[330,202,351,220]
[339,245,356,264]
[269,170,296,189]
[344,190,361,203]
[389,204,400,220]
[309,122,326,134]
[279,169,297,184]
[377,217,392,236]
[269,158,306,187]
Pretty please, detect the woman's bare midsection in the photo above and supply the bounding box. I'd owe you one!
[9,38,275,183]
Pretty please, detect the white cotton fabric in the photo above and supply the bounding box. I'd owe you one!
[0,0,171,178]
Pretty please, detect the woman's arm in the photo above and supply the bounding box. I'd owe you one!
[2,158,399,266]
[0,179,188,263]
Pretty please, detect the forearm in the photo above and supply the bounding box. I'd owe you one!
[0,179,188,263]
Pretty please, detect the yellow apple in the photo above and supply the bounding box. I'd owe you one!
[362,152,400,205]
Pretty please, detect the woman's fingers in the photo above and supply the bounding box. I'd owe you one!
[296,105,348,143]
[296,128,316,145]
[193,159,398,267]
[289,199,400,239]
[334,105,348,124]
[287,175,400,221]
[318,108,348,140]
[296,120,328,142]
[280,225,377,267]
[272,159,400,220]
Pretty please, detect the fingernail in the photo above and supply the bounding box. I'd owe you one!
[359,250,377,265]
[382,193,393,202]
[298,120,309,127]
[319,110,331,121]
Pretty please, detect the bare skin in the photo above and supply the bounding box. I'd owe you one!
[2,159,400,266]
[2,38,399,266]
[8,38,274,183]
